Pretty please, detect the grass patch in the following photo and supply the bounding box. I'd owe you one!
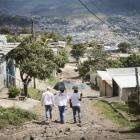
[0,107,37,129]
[94,100,132,127]
[47,77,60,86]
[94,100,140,131]
[111,102,140,115]
[28,87,42,101]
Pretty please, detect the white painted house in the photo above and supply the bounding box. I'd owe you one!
[0,35,20,90]
[97,71,112,97]
[112,74,140,102]
[103,45,119,53]
[48,40,67,55]
[94,67,140,102]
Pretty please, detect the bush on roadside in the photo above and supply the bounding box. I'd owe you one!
[28,87,42,101]
[47,77,60,86]
[8,86,21,98]
[0,107,37,129]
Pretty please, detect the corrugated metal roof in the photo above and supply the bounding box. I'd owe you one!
[107,67,140,76]
[0,43,20,56]
[98,68,140,88]
[113,75,140,88]
[104,46,119,51]
[97,71,112,85]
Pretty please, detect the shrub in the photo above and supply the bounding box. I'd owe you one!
[48,77,60,86]
[28,87,42,101]
[0,107,37,128]
[8,86,21,98]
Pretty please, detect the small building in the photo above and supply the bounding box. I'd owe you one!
[112,75,140,102]
[94,67,140,102]
[57,41,67,48]
[107,67,140,76]
[0,35,20,90]
[48,40,67,55]
[110,53,131,60]
[0,55,6,90]
[97,71,112,97]
[103,45,119,53]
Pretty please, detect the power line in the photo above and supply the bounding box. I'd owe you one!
[78,0,105,24]
[89,0,140,31]
[78,0,131,43]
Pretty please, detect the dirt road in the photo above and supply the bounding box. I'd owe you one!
[0,63,140,140]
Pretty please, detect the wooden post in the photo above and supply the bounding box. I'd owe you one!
[31,18,36,89]
[135,67,140,104]
[32,18,35,40]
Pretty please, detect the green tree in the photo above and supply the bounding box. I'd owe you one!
[78,60,94,78]
[71,43,87,60]
[0,27,12,34]
[118,42,130,53]
[87,43,107,61]
[54,49,69,69]
[21,28,30,34]
[120,54,140,67]
[107,59,123,68]
[45,32,64,42]
[7,35,21,43]
[7,37,56,96]
[59,49,69,63]
[66,35,72,45]
[79,59,123,79]
[78,42,123,78]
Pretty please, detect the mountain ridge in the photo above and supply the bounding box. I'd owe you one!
[0,0,140,17]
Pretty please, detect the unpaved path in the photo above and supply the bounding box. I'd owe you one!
[0,63,140,140]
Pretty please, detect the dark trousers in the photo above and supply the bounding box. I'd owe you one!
[45,105,52,120]
[58,106,66,124]
[72,106,81,123]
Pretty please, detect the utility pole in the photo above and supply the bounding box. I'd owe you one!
[135,67,140,104]
[31,17,36,89]
[32,17,36,41]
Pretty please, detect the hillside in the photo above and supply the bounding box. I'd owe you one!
[0,0,140,17]
[0,0,140,46]
[0,14,31,26]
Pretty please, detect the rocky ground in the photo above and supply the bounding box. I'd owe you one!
[0,63,140,140]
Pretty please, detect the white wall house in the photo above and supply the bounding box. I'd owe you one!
[97,71,112,97]
[48,40,67,55]
[0,35,20,90]
[0,57,6,90]
[112,75,140,102]
[103,45,119,53]
[93,67,140,102]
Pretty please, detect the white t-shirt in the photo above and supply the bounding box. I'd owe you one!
[41,91,55,105]
[55,92,69,106]
[70,92,81,107]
